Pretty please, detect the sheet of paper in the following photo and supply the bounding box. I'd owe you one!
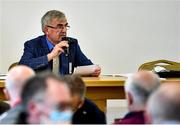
[73,65,98,76]
[102,73,133,77]
[0,74,7,80]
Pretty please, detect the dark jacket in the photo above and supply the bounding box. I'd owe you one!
[19,35,93,74]
[72,98,106,124]
[0,105,24,124]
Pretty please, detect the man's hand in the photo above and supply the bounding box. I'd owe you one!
[91,66,101,77]
[47,41,69,61]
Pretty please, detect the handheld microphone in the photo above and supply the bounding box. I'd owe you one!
[61,37,70,56]
[61,37,73,74]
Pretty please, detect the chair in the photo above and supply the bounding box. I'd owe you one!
[8,62,19,71]
[138,59,180,71]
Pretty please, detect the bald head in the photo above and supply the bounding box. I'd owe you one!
[5,65,35,104]
[125,71,160,111]
[147,83,180,123]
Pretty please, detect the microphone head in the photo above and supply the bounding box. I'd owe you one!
[62,37,70,42]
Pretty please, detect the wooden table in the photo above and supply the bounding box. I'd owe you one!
[1,76,180,112]
[83,76,127,112]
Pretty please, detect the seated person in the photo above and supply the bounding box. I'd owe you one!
[114,71,161,124]
[62,75,106,124]
[0,66,35,124]
[16,74,72,124]
[147,83,180,124]
[19,10,101,76]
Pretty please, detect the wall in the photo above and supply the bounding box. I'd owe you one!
[0,0,180,74]
[0,1,2,73]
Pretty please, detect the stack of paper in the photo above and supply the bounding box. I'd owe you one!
[73,65,99,76]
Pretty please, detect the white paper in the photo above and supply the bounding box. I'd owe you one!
[0,74,7,80]
[73,65,98,76]
[102,73,133,77]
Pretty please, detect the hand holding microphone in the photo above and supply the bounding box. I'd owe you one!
[47,40,69,61]
[61,37,70,56]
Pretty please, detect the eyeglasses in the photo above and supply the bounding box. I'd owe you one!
[46,24,70,30]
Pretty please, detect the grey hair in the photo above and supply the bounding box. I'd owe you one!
[125,73,160,106]
[61,75,86,100]
[148,86,180,123]
[41,10,66,32]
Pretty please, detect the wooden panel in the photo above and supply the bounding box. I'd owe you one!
[86,87,125,100]
[0,88,6,101]
[86,86,125,112]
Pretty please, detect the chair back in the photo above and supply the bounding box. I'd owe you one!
[138,59,180,71]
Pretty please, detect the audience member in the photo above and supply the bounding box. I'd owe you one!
[17,74,72,124]
[147,83,180,124]
[114,71,160,124]
[0,65,35,123]
[62,75,106,124]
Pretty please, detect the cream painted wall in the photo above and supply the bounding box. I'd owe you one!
[0,0,180,74]
[0,1,2,73]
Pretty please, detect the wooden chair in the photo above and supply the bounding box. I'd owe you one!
[138,59,180,71]
[8,62,19,71]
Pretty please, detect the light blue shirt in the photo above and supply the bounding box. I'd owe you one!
[46,37,54,51]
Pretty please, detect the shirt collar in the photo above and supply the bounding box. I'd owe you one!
[46,37,54,51]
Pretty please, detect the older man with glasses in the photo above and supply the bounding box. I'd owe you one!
[19,10,101,76]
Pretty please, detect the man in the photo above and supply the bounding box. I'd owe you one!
[147,83,180,124]
[19,10,101,76]
[17,74,72,124]
[114,71,161,124]
[62,75,106,124]
[0,65,35,123]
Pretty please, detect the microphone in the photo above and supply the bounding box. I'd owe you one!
[61,37,73,74]
[61,37,71,56]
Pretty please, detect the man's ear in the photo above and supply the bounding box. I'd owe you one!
[127,92,133,106]
[77,99,84,109]
[28,101,39,116]
[44,27,49,35]
[3,89,10,100]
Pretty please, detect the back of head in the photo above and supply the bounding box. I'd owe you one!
[61,75,86,100]
[5,65,35,105]
[125,71,160,110]
[147,83,180,124]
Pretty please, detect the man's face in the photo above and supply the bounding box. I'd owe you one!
[45,18,69,45]
[29,78,72,124]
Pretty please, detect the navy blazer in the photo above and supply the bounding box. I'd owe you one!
[19,35,93,74]
[72,98,106,124]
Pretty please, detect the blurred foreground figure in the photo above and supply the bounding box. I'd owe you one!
[147,83,180,124]
[17,74,72,124]
[114,71,160,124]
[0,65,35,123]
[62,75,106,124]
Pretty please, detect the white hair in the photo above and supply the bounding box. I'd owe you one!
[147,84,180,123]
[5,66,35,101]
[41,10,66,32]
[125,72,160,106]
